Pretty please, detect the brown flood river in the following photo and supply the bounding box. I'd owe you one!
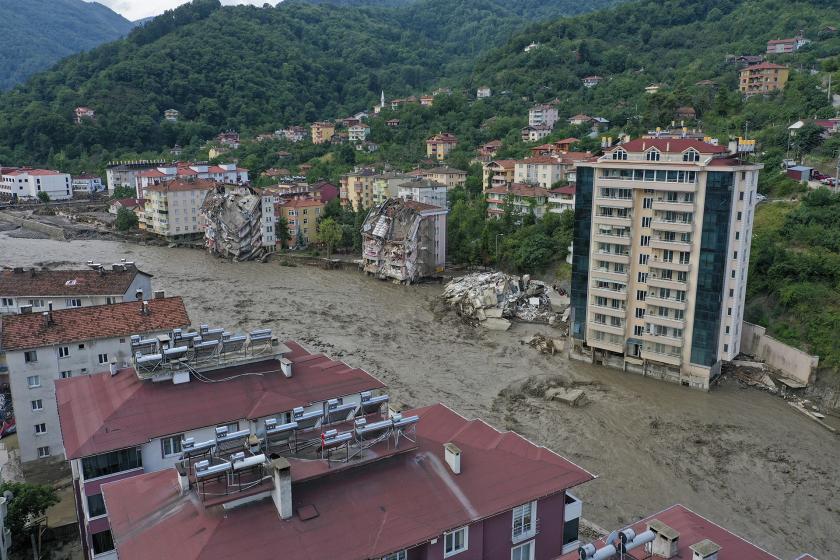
[2,233,838,558]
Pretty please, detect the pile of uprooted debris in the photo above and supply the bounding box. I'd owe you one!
[440,272,559,330]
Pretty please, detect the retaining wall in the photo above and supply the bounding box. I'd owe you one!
[740,321,819,385]
[0,213,65,240]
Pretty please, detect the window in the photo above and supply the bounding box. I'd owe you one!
[725,326,730,334]
[66,298,82,308]
[642,217,652,228]
[731,270,736,279]
[27,375,40,388]
[674,309,684,320]
[37,446,50,458]
[58,346,70,358]
[511,540,535,560]
[217,422,239,434]
[729,289,734,297]
[98,353,109,364]
[645,149,661,161]
[87,494,107,518]
[635,308,646,319]
[640,236,650,247]
[31,399,43,412]
[60,370,72,379]
[682,149,699,162]
[0,298,13,307]
[737,211,742,221]
[637,272,647,283]
[727,307,732,316]
[444,526,468,557]
[612,148,627,160]
[636,290,646,301]
[639,254,649,265]
[735,231,740,240]
[91,530,115,555]
[79,343,85,349]
[512,501,536,541]
[382,552,407,560]
[643,197,653,209]
[28,299,44,308]
[723,344,729,353]
[81,448,143,479]
[35,423,47,435]
[634,325,644,336]
[739,191,744,201]
[161,434,183,458]
[24,350,38,363]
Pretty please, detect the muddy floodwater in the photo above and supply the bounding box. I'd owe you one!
[3,234,839,558]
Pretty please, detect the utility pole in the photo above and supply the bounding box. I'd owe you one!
[834,149,840,194]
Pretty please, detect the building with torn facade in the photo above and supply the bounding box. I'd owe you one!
[361,199,447,283]
[201,186,273,260]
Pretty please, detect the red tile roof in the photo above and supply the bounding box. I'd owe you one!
[137,169,167,178]
[614,138,727,154]
[1,297,188,352]
[556,504,781,560]
[486,159,517,169]
[57,341,384,459]
[550,185,576,195]
[146,179,218,193]
[112,198,144,209]
[517,156,562,165]
[281,198,324,209]
[104,402,594,560]
[742,62,788,71]
[0,268,150,298]
[487,183,549,198]
[402,200,445,212]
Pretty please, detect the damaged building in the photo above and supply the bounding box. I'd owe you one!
[201,186,273,260]
[361,198,447,283]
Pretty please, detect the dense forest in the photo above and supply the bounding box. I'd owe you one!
[0,0,135,90]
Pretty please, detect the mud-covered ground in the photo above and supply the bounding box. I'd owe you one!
[3,235,838,559]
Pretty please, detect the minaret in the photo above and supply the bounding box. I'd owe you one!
[380,90,385,108]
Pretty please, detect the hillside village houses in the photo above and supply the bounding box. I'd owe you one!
[276,126,307,142]
[348,123,370,142]
[582,75,603,88]
[476,85,492,98]
[310,121,336,144]
[0,294,189,463]
[395,178,448,208]
[135,162,249,199]
[371,171,414,207]
[74,106,95,124]
[0,168,72,201]
[514,156,569,189]
[739,62,790,96]
[105,160,166,192]
[521,124,554,142]
[71,173,104,194]
[486,182,550,220]
[529,103,559,128]
[766,35,811,54]
[108,197,145,217]
[549,184,576,214]
[426,132,458,160]
[410,165,468,189]
[164,108,180,122]
[0,264,152,315]
[482,159,517,191]
[277,198,325,247]
[477,139,503,161]
[216,131,240,149]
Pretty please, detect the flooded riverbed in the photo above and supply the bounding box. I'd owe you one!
[3,234,838,558]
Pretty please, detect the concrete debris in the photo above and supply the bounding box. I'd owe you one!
[201,186,266,261]
[525,334,565,355]
[544,387,585,407]
[440,272,559,326]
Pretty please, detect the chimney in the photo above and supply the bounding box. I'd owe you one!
[109,361,118,376]
[47,301,53,324]
[175,461,190,494]
[42,312,51,327]
[648,519,680,559]
[135,288,144,300]
[271,457,293,520]
[154,290,165,299]
[444,443,461,474]
[280,357,293,378]
[690,540,720,560]
[141,300,150,316]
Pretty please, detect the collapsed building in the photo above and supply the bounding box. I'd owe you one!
[201,186,269,261]
[361,198,447,283]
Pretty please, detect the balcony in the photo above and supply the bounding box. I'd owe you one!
[596,178,697,193]
[651,200,695,213]
[645,313,685,330]
[594,215,632,227]
[589,321,625,336]
[591,269,629,282]
[588,334,624,353]
[589,304,626,318]
[650,257,690,272]
[650,238,692,251]
[651,219,693,233]
[594,251,630,265]
[641,349,682,366]
[643,334,684,351]
[646,295,687,311]
[647,275,686,291]
[593,232,631,246]
[590,286,627,301]
[595,196,633,209]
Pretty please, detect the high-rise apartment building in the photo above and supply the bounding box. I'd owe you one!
[570,139,762,389]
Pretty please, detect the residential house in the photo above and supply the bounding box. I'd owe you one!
[395,178,449,209]
[766,36,810,54]
[521,124,553,142]
[341,168,378,210]
[55,336,388,559]
[514,156,566,189]
[261,168,291,180]
[135,163,248,199]
[0,169,72,201]
[362,198,448,281]
[555,137,580,153]
[201,186,273,260]
[0,264,152,315]
[524,41,539,52]
[727,54,764,66]
[105,161,166,193]
[570,138,762,389]
[675,106,697,121]
[420,95,434,106]
[739,62,790,96]
[482,159,517,191]
[164,109,180,122]
[433,87,452,96]
[390,96,419,110]
[355,140,380,153]
[476,86,492,98]
[278,126,307,143]
[486,183,549,220]
[310,181,340,203]
[108,198,144,216]
[143,179,217,239]
[0,295,189,462]
[72,174,104,194]
[208,147,229,159]
[582,75,603,88]
[371,172,414,207]
[478,139,503,161]
[74,106,95,124]
[569,114,593,126]
[529,104,559,128]
[310,122,336,145]
[426,133,458,161]
[256,134,275,143]
[559,503,814,560]
[548,184,576,214]
[348,124,370,142]
[386,119,400,127]
[216,131,240,149]
[278,198,324,247]
[645,84,663,94]
[416,166,467,189]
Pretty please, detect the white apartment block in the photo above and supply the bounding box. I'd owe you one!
[72,174,104,194]
[260,191,276,248]
[514,156,567,188]
[396,179,448,209]
[528,104,559,128]
[0,169,72,201]
[136,163,248,200]
[144,179,216,239]
[570,139,762,389]
[0,264,152,315]
[348,124,370,142]
[0,297,190,462]
[105,161,165,193]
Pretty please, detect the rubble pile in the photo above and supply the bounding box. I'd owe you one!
[525,334,565,355]
[440,272,559,328]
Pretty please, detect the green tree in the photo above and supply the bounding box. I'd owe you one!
[275,216,290,249]
[0,482,59,549]
[36,191,49,203]
[111,186,137,200]
[318,217,343,257]
[114,206,138,231]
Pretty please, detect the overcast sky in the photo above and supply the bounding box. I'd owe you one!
[90,0,269,21]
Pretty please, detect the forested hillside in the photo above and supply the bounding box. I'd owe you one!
[0,0,621,166]
[0,0,135,90]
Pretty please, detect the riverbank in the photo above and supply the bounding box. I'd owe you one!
[2,235,839,558]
